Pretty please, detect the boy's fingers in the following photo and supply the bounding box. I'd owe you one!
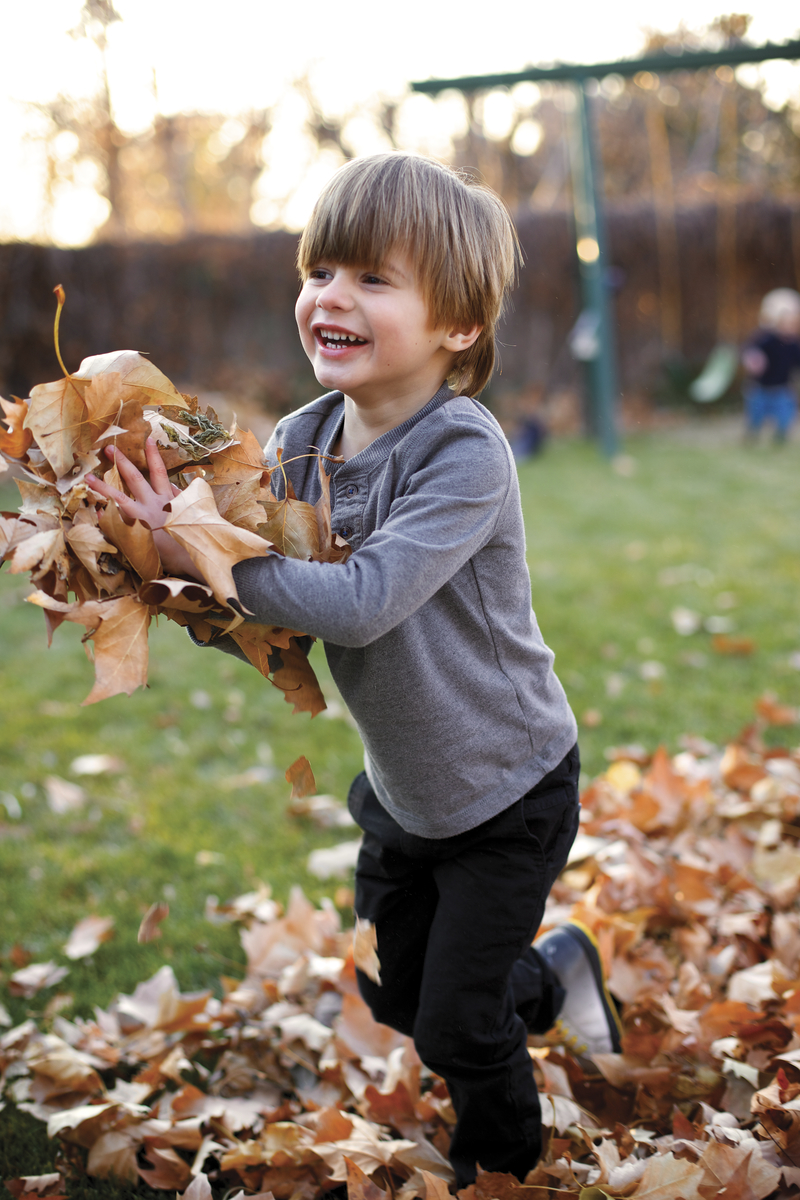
[104,444,154,499]
[144,437,171,493]
[86,474,134,511]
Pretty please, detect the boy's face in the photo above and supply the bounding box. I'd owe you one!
[295,253,463,408]
[776,311,800,339]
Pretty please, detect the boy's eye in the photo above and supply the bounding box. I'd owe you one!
[308,268,330,281]
[363,273,386,286]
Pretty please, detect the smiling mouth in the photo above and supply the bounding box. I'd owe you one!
[315,327,368,349]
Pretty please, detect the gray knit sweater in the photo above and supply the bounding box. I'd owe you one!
[232,384,577,838]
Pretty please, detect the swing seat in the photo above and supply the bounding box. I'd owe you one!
[688,343,738,402]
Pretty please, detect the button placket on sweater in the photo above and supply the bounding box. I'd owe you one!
[333,472,367,546]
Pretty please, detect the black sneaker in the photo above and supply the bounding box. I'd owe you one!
[534,920,623,1058]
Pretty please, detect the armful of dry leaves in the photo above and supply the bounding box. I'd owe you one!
[0,288,350,712]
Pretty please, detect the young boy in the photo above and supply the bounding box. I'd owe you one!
[742,287,800,444]
[88,152,621,1185]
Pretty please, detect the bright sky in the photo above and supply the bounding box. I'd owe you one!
[2,0,799,244]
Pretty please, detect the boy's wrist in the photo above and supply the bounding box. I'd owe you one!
[153,529,201,581]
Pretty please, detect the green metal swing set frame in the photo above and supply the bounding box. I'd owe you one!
[412,38,800,456]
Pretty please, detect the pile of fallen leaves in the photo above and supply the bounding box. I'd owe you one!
[0,287,349,714]
[4,697,800,1199]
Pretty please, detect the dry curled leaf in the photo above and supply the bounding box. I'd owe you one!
[163,475,270,611]
[0,395,34,460]
[23,376,89,478]
[74,350,189,409]
[286,756,316,800]
[137,901,169,943]
[63,915,115,960]
[353,917,382,986]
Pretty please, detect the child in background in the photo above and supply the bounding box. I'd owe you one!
[87,152,621,1185]
[742,287,800,443]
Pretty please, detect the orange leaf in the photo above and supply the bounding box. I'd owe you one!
[756,692,798,725]
[0,395,33,459]
[712,634,755,656]
[105,398,151,471]
[286,756,316,800]
[163,476,270,611]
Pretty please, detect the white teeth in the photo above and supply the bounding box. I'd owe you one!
[319,328,364,343]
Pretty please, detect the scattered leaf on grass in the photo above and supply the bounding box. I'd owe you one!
[63,915,115,960]
[69,754,124,775]
[712,633,755,655]
[307,839,362,880]
[44,775,86,814]
[9,961,69,997]
[137,901,169,943]
[3,1174,68,1198]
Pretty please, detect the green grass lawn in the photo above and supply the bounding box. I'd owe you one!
[1,419,800,1183]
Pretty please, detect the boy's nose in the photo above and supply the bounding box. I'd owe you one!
[316,271,354,311]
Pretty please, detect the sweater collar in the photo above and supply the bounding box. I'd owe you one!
[324,383,456,468]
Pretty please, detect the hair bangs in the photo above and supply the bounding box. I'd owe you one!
[297,157,418,277]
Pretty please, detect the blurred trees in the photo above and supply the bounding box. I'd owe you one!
[35,0,270,240]
[444,15,800,210]
[30,7,800,244]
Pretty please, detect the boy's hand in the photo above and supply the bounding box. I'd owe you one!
[86,439,202,580]
[742,347,767,377]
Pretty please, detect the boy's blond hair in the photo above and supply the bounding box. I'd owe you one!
[760,288,800,331]
[297,152,520,397]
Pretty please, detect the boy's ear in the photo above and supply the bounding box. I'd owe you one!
[442,323,483,353]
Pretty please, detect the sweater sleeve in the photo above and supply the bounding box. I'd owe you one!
[232,421,514,647]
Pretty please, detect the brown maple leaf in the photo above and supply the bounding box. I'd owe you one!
[139,576,216,613]
[137,902,169,943]
[353,917,382,986]
[98,500,161,582]
[208,426,270,486]
[344,1156,389,1200]
[65,523,127,594]
[269,636,327,716]
[23,376,90,478]
[27,591,151,704]
[8,527,69,582]
[258,493,320,560]
[162,476,271,611]
[137,1144,192,1191]
[74,349,189,409]
[213,475,269,532]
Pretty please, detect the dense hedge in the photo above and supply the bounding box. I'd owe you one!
[1,198,798,413]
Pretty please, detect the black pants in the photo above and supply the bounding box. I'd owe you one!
[348,745,581,1186]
